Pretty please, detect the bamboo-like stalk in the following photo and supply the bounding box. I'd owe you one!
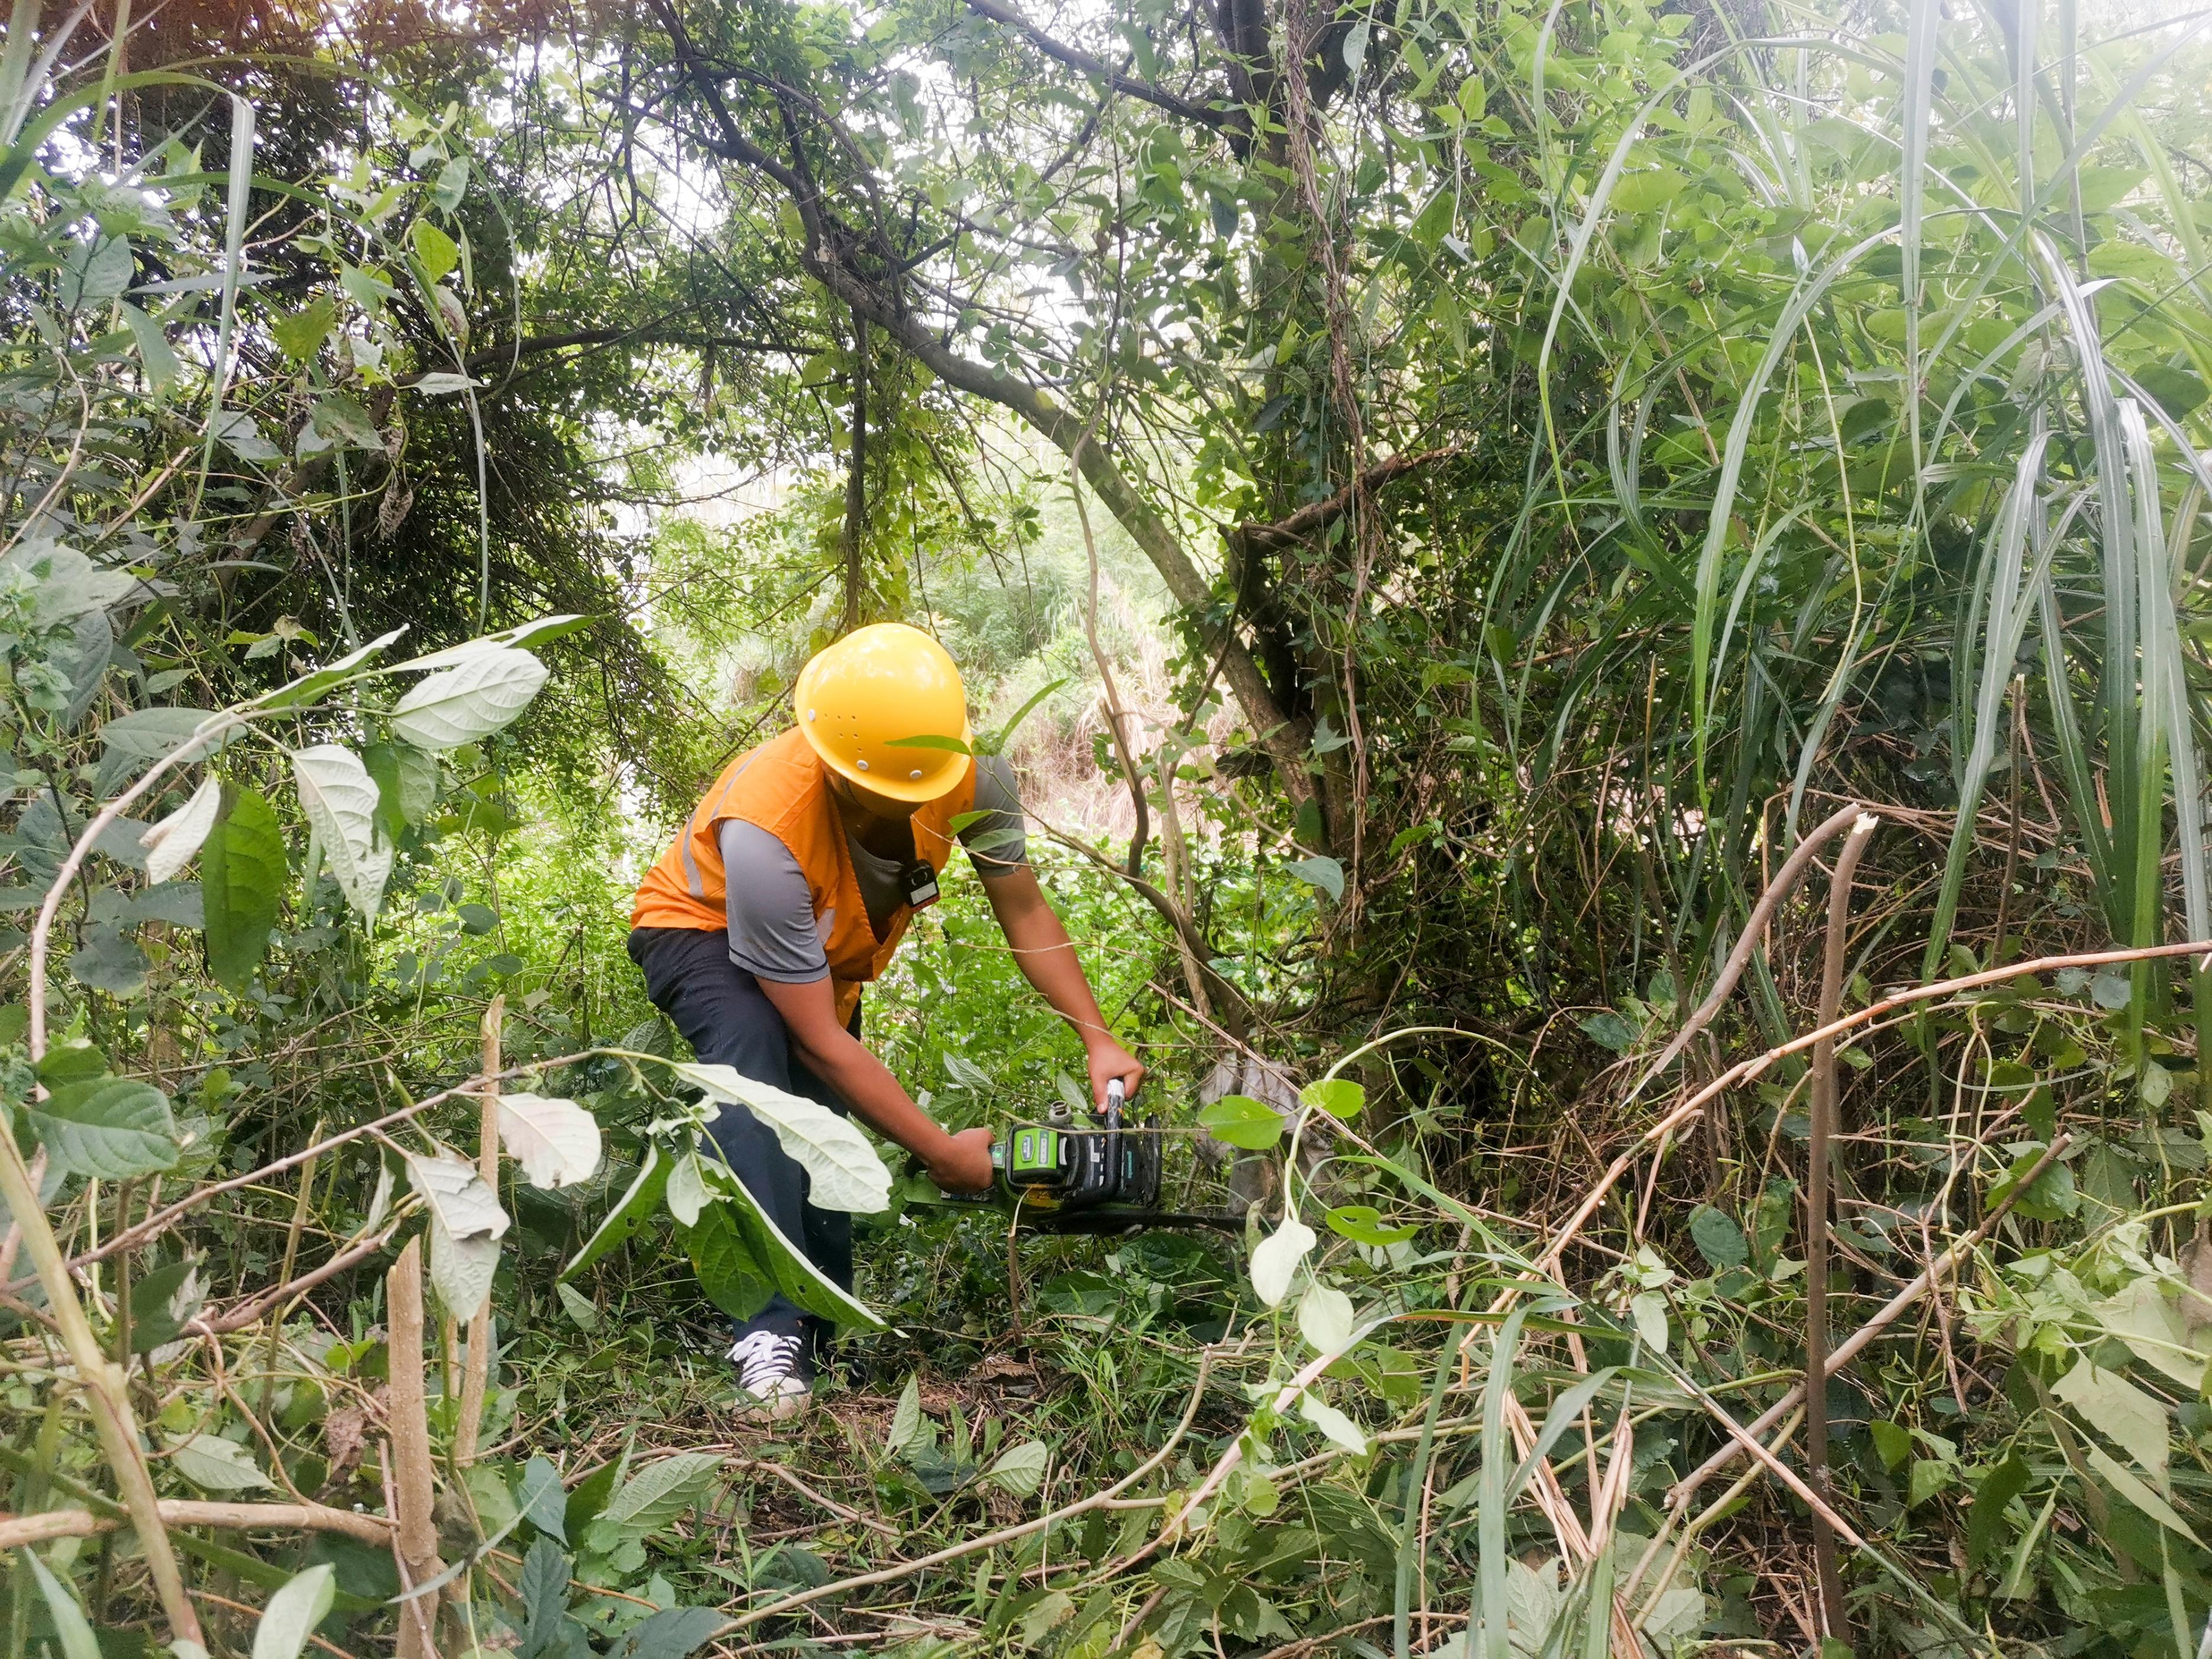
[0,1098,202,1645]
[0,1500,395,1550]
[387,1238,447,1658]
[456,994,504,1467]
[1806,814,1877,1639]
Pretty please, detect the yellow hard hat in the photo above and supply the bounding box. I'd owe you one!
[795,623,974,802]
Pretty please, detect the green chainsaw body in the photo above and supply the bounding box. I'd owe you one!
[925,1083,1242,1235]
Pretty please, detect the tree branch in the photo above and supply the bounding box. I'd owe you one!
[1231,444,1462,552]
[962,0,1245,137]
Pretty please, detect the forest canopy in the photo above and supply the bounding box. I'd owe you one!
[5,0,2212,1653]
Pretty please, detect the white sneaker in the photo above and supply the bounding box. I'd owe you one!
[728,1328,812,1421]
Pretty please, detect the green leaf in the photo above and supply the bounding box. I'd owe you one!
[59,233,132,309]
[23,1550,100,1659]
[250,1563,336,1659]
[201,783,286,990]
[128,1257,204,1352]
[169,1431,275,1492]
[27,1076,179,1178]
[309,392,382,450]
[1284,855,1344,903]
[983,1439,1050,1498]
[37,1038,108,1086]
[887,1373,926,1454]
[2084,1444,2203,1544]
[555,1280,600,1332]
[1197,1093,1284,1150]
[519,1454,568,1541]
[1300,1078,1364,1120]
[1968,1454,2031,1567]
[1578,1009,1637,1053]
[561,1146,671,1281]
[1990,1145,2078,1221]
[290,744,392,921]
[672,1061,890,1212]
[1323,1204,1417,1246]
[594,1452,721,1541]
[882,732,973,753]
[120,301,179,393]
[1907,1457,1955,1508]
[389,647,550,751]
[1870,1419,1911,1471]
[270,295,337,363]
[687,1163,885,1329]
[612,1608,725,1659]
[432,156,470,212]
[410,218,458,283]
[519,1537,574,1656]
[1687,1204,1749,1270]
[979,677,1068,755]
[362,740,440,840]
[70,922,149,997]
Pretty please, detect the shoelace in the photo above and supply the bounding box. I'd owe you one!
[727,1329,804,1393]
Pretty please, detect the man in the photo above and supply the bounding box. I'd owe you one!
[628,622,1145,1418]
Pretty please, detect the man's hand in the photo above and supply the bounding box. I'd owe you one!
[1087,1040,1145,1108]
[928,1125,997,1194]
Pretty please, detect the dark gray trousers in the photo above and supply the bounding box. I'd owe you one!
[626,926,855,1346]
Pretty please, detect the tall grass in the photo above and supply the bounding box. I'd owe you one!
[1493,0,2212,1025]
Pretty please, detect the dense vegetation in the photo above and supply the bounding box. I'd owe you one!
[6,0,2212,1653]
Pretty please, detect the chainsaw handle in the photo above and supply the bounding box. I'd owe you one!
[1104,1076,1124,1133]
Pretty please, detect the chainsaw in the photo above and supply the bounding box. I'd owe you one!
[923,1080,1245,1235]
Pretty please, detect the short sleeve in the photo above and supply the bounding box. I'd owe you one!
[718,820,831,982]
[960,753,1029,878]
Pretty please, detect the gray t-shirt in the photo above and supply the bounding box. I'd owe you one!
[720,753,1028,984]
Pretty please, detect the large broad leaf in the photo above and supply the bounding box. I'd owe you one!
[590,1452,721,1544]
[683,1199,776,1323]
[561,1147,670,1281]
[27,1077,179,1178]
[686,1164,885,1329]
[1251,1212,1316,1309]
[290,744,392,921]
[251,1564,337,1659]
[69,921,148,998]
[127,1258,205,1353]
[497,1093,603,1189]
[519,1538,577,1658]
[1197,1093,1286,1150]
[201,783,286,990]
[23,1551,99,1659]
[673,1061,890,1213]
[389,647,550,751]
[363,740,439,839]
[169,1432,275,1492]
[405,1151,509,1320]
[611,1606,726,1659]
[100,705,230,769]
[141,774,223,885]
[982,1439,1050,1498]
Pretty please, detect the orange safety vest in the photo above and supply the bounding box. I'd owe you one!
[631,727,977,1025]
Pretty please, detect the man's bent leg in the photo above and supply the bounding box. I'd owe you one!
[625,928,850,1354]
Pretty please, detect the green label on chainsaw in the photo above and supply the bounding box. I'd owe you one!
[1010,1125,1060,1182]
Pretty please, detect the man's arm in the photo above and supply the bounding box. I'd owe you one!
[755,974,996,1192]
[980,866,1147,1107]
